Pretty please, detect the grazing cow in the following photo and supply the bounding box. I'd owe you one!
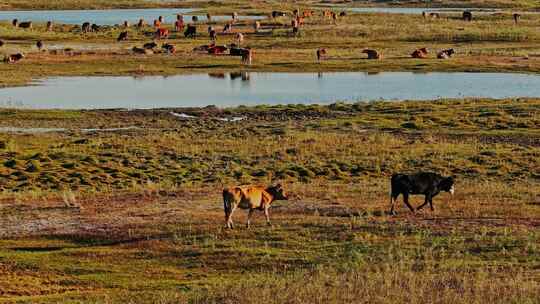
[206,13,212,22]
[389,172,455,215]
[513,13,521,24]
[316,48,327,62]
[143,42,158,49]
[272,11,287,18]
[437,48,455,59]
[36,40,43,51]
[117,31,128,42]
[208,44,227,54]
[463,11,473,21]
[339,11,347,17]
[223,23,232,33]
[137,18,146,29]
[46,21,53,31]
[82,22,91,33]
[192,16,199,23]
[132,46,153,55]
[155,28,169,39]
[162,43,176,54]
[411,47,429,58]
[209,28,217,41]
[236,33,244,45]
[175,20,184,32]
[230,47,252,64]
[91,24,101,32]
[185,24,197,38]
[18,21,32,29]
[362,49,383,59]
[223,184,288,229]
[4,53,24,64]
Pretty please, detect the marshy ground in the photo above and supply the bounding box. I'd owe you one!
[0,0,540,303]
[0,99,539,303]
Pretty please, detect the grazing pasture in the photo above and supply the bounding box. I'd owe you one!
[0,99,539,302]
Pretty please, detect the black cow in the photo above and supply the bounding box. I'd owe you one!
[117,31,128,42]
[463,11,473,21]
[185,24,197,38]
[389,172,455,215]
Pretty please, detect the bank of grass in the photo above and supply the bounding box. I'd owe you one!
[0,99,539,302]
[2,10,540,87]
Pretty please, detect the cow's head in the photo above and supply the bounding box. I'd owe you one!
[439,176,455,195]
[267,184,288,201]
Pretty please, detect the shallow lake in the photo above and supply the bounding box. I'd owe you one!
[1,72,539,109]
[348,7,500,14]
[0,9,264,25]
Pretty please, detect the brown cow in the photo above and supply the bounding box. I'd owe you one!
[223,184,288,229]
[175,20,184,32]
[362,49,383,59]
[4,53,24,64]
[437,48,455,59]
[411,47,429,58]
[155,28,169,39]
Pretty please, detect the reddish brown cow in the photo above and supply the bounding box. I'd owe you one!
[223,184,288,228]
[155,28,169,39]
[411,47,429,58]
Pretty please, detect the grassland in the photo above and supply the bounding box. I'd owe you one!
[2,8,540,87]
[0,99,539,303]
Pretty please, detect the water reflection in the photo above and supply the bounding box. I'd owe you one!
[1,72,540,109]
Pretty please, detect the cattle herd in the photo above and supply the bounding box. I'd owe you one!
[0,8,525,64]
[224,172,455,229]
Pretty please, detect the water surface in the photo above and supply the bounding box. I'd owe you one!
[0,9,264,25]
[1,72,539,109]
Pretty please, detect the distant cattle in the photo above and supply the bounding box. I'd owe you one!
[236,33,244,44]
[185,24,197,38]
[206,13,212,22]
[272,11,287,18]
[82,22,91,33]
[463,11,473,21]
[223,184,288,228]
[323,10,333,18]
[18,21,32,29]
[437,48,455,59]
[303,10,314,18]
[158,16,164,23]
[339,11,347,17]
[411,47,429,58]
[123,20,130,28]
[46,21,54,31]
[208,44,228,55]
[162,43,176,54]
[223,23,232,33]
[513,13,521,24]
[362,49,383,59]
[230,47,252,64]
[177,14,184,21]
[4,53,24,64]
[137,18,146,28]
[143,42,158,49]
[153,19,161,28]
[209,28,217,40]
[316,48,327,62]
[192,16,199,23]
[389,172,455,215]
[117,31,128,42]
[155,28,169,39]
[36,40,43,51]
[132,46,153,55]
[254,21,261,32]
[91,24,101,32]
[12,19,18,27]
[175,20,184,32]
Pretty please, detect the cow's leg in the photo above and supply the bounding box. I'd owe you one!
[429,197,434,212]
[389,193,399,215]
[417,195,430,211]
[403,193,415,214]
[264,206,272,226]
[227,205,237,229]
[246,209,254,228]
